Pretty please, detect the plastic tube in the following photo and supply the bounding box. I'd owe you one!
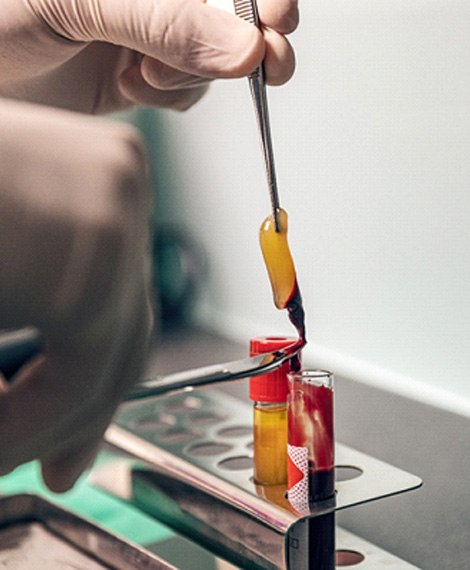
[250,336,298,486]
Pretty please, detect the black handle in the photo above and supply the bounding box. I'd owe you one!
[0,328,41,379]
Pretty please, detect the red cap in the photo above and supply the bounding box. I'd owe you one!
[249,337,297,402]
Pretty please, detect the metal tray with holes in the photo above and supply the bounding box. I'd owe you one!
[0,493,175,569]
[107,389,422,569]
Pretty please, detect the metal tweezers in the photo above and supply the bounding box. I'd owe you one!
[0,329,302,400]
[126,341,301,400]
[233,0,281,231]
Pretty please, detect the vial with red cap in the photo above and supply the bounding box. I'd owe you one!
[250,336,298,486]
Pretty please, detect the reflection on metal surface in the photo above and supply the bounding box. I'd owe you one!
[0,522,107,570]
[107,390,422,569]
[0,494,175,569]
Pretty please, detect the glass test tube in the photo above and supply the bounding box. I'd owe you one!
[287,370,335,513]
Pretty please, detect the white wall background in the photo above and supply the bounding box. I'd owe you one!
[152,0,470,417]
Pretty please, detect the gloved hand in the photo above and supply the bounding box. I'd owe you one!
[0,98,153,492]
[0,0,297,113]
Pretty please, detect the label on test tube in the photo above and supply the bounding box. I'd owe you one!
[287,370,335,513]
[287,444,310,515]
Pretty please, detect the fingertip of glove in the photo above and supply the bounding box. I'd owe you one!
[41,445,97,494]
[263,29,296,85]
[41,466,78,493]
[257,0,299,35]
[189,4,266,79]
[208,29,265,80]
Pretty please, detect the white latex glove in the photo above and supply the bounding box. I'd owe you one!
[0,98,153,492]
[0,0,297,113]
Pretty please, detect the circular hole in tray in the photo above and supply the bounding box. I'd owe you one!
[334,465,363,482]
[217,425,252,438]
[218,456,253,471]
[190,411,225,426]
[336,550,365,566]
[131,412,176,431]
[186,442,233,457]
[157,428,199,445]
[163,396,204,414]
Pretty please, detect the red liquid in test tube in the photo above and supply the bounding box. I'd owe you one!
[287,370,335,514]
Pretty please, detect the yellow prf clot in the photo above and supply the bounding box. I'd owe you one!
[259,208,296,309]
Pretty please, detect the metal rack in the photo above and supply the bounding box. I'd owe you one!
[0,494,174,569]
[106,389,422,569]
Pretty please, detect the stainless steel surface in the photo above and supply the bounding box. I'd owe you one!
[336,528,420,569]
[128,469,421,570]
[127,343,301,400]
[0,522,108,569]
[233,0,281,231]
[107,390,422,569]
[0,494,175,569]
[143,327,464,570]
[115,470,420,569]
